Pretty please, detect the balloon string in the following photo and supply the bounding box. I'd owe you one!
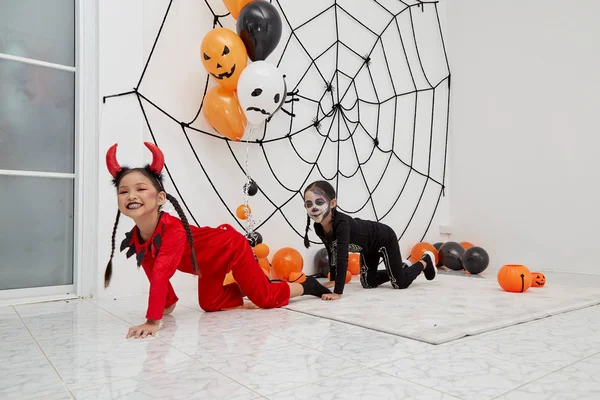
[243,123,260,237]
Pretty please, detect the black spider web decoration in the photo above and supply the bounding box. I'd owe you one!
[103,0,451,246]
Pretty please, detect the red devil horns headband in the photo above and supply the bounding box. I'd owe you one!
[105,142,165,178]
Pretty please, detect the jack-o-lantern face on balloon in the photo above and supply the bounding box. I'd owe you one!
[201,28,247,90]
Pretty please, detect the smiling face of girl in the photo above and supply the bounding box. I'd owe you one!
[117,170,166,222]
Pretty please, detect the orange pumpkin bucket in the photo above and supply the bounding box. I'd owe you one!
[497,264,532,293]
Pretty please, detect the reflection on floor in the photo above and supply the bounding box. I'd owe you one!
[1,271,600,399]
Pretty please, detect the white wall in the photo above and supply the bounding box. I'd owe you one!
[96,0,451,299]
[447,1,600,274]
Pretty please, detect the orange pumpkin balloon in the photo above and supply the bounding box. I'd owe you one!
[497,264,532,293]
[461,241,475,250]
[235,204,251,220]
[531,272,546,287]
[272,247,303,281]
[203,86,246,141]
[410,242,439,264]
[348,253,360,275]
[201,27,247,90]
[222,0,254,19]
[254,243,270,259]
[328,270,352,283]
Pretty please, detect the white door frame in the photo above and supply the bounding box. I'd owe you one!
[0,0,98,305]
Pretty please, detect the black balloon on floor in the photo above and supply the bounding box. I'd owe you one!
[463,246,489,274]
[314,248,329,277]
[244,180,258,196]
[439,241,465,270]
[433,242,444,250]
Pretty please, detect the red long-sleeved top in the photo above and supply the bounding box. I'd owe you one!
[121,212,290,319]
[120,212,195,320]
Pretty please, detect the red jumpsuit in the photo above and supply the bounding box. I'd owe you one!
[120,212,290,320]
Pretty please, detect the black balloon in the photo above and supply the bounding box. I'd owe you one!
[439,241,465,270]
[236,0,282,61]
[246,231,263,247]
[314,248,329,277]
[244,180,258,196]
[433,242,444,250]
[463,246,489,274]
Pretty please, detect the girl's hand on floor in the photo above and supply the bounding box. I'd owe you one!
[324,281,336,288]
[322,293,341,301]
[127,320,160,339]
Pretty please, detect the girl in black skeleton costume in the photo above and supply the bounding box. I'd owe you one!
[303,180,437,300]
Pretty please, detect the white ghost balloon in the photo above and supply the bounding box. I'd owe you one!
[237,61,287,125]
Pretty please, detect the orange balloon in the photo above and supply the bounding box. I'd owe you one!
[203,86,246,141]
[328,270,352,283]
[348,253,360,275]
[272,247,303,281]
[258,257,270,275]
[235,204,251,220]
[222,0,254,19]
[254,243,270,259]
[461,241,475,250]
[288,271,307,283]
[410,242,439,264]
[201,27,247,90]
[223,271,235,286]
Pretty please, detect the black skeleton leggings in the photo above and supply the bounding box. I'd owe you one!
[359,239,424,289]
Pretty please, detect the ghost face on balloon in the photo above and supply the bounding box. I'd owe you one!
[237,61,287,125]
[304,188,336,224]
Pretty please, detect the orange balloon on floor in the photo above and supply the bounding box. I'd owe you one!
[272,247,303,281]
[257,257,270,275]
[253,243,269,259]
[410,242,439,264]
[203,86,247,141]
[328,270,352,283]
[348,253,360,275]
[288,271,306,283]
[223,271,235,286]
[461,241,475,250]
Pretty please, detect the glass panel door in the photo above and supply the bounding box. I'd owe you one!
[0,0,76,293]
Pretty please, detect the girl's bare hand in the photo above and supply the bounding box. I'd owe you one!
[127,320,160,339]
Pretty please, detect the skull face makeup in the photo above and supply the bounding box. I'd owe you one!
[237,61,287,125]
[304,188,333,223]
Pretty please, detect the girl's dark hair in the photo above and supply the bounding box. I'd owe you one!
[303,180,337,248]
[104,167,199,288]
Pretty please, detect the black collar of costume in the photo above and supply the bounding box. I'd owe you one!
[120,212,166,266]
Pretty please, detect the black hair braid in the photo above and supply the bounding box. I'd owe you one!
[166,193,200,276]
[303,214,311,248]
[104,210,121,288]
[331,206,336,227]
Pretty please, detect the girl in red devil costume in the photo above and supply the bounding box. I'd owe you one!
[104,142,331,338]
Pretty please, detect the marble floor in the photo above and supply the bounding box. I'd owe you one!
[2,273,600,399]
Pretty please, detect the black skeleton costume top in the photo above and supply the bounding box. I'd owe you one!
[313,210,398,294]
